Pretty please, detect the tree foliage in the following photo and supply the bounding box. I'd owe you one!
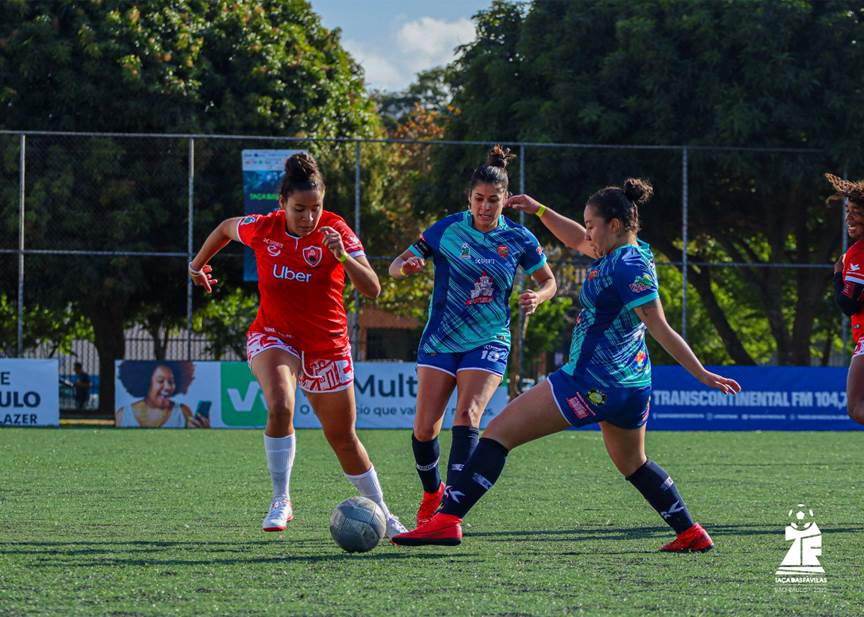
[0,0,383,411]
[428,0,864,365]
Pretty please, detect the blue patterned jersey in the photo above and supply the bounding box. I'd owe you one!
[410,211,547,353]
[562,241,659,388]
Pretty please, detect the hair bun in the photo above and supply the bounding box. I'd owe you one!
[285,152,319,182]
[486,144,514,169]
[623,178,654,206]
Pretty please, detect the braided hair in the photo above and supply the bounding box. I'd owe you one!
[825,172,864,207]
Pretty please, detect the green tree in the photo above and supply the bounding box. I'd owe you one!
[428,0,864,365]
[0,0,383,412]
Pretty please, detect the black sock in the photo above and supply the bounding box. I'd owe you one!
[441,437,509,519]
[411,433,441,493]
[626,460,694,534]
[446,425,480,487]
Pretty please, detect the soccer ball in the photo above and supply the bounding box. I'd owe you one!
[329,496,386,553]
[787,504,816,530]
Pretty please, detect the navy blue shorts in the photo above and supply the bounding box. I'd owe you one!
[417,342,509,378]
[547,368,651,429]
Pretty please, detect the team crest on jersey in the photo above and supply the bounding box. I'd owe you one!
[466,271,494,305]
[497,245,509,258]
[588,269,599,281]
[536,245,544,255]
[460,243,471,259]
[302,246,323,267]
[634,350,647,368]
[587,389,607,406]
[629,274,653,293]
[240,215,257,225]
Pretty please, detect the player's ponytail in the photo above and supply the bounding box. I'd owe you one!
[588,178,653,233]
[281,152,325,197]
[469,144,515,194]
[825,172,864,207]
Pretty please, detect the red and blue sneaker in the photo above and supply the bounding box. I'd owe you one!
[660,523,714,552]
[392,512,463,546]
[416,482,445,526]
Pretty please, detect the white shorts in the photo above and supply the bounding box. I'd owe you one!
[246,331,354,394]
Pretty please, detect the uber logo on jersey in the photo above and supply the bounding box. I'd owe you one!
[273,265,311,282]
[303,246,323,267]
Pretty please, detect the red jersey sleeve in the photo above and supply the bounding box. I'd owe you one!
[236,214,266,247]
[843,243,864,285]
[332,218,365,258]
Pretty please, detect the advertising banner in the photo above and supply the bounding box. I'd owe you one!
[113,361,860,431]
[114,360,218,428]
[0,359,59,427]
[217,361,508,429]
[241,149,303,281]
[646,366,858,431]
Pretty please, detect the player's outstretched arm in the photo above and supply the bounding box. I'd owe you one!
[388,248,426,279]
[634,299,742,395]
[506,195,599,258]
[319,226,381,298]
[189,217,243,294]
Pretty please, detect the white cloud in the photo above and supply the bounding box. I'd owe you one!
[345,17,476,91]
[396,17,476,72]
[343,39,403,91]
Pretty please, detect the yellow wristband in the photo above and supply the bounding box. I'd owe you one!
[535,204,547,217]
[337,253,348,263]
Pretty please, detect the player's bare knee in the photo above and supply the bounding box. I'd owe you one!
[453,407,481,427]
[848,404,864,425]
[413,423,439,442]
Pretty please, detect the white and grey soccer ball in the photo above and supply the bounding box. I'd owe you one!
[329,496,386,553]
[788,504,816,530]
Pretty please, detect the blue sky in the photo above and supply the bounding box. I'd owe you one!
[310,0,491,92]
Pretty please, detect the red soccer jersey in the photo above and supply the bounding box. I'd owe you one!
[842,239,864,343]
[237,209,365,356]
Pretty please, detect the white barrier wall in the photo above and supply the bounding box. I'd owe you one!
[0,359,60,427]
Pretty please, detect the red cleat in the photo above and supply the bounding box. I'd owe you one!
[416,482,445,526]
[660,523,714,552]
[392,512,463,546]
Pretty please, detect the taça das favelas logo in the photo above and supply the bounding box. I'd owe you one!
[775,504,827,589]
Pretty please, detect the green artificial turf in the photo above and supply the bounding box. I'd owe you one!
[0,429,859,616]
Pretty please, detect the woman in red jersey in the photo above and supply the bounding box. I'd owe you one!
[827,172,864,425]
[189,153,406,536]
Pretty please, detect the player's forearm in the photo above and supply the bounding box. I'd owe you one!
[538,208,597,257]
[388,256,407,279]
[650,323,707,380]
[534,276,557,304]
[190,220,234,269]
[344,257,381,298]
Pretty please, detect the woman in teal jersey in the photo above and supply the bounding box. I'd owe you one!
[389,145,557,526]
[393,178,741,551]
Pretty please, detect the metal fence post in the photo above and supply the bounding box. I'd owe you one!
[17,134,25,356]
[517,144,526,385]
[351,141,361,360]
[681,147,689,339]
[186,138,195,360]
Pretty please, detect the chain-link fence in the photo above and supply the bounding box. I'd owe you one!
[0,130,848,409]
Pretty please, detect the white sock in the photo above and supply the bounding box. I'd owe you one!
[345,465,391,518]
[264,433,295,499]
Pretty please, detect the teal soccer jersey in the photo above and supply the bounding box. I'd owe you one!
[410,211,546,353]
[562,241,659,388]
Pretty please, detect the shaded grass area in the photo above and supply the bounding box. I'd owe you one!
[0,429,860,616]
